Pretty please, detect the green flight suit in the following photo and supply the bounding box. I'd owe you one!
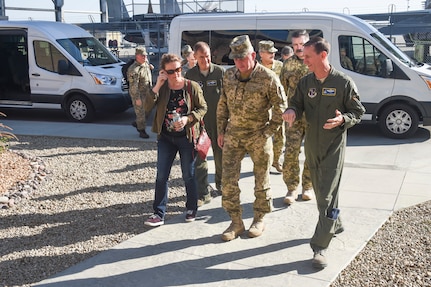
[289,66,365,251]
[186,63,225,195]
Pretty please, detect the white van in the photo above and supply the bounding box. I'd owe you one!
[0,21,130,122]
[169,12,431,138]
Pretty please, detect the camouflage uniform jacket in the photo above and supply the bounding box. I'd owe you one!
[217,61,287,138]
[261,59,283,78]
[272,60,283,77]
[279,55,309,102]
[127,61,152,100]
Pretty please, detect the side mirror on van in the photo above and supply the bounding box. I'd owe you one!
[58,60,69,75]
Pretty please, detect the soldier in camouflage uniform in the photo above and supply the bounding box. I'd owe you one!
[279,30,314,204]
[258,40,285,173]
[217,35,287,241]
[127,46,153,138]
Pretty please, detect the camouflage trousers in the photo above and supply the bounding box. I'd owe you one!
[282,119,312,191]
[221,131,273,216]
[130,93,146,131]
[273,122,286,165]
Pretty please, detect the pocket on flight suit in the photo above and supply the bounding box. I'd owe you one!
[313,212,339,248]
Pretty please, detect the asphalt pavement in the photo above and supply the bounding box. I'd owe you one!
[3,117,431,287]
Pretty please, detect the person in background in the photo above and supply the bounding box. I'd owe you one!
[258,40,285,173]
[127,46,153,139]
[217,35,286,241]
[340,47,354,71]
[185,41,225,206]
[143,53,207,227]
[181,45,197,76]
[279,30,314,204]
[283,36,365,269]
[280,45,294,61]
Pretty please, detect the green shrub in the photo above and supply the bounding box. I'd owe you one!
[0,112,17,153]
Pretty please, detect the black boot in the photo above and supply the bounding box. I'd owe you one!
[139,130,149,138]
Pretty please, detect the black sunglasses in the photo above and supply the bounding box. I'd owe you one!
[165,67,182,74]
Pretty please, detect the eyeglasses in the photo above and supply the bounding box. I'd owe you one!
[165,67,182,74]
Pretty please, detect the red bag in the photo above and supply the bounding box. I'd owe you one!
[195,125,211,160]
[187,79,211,159]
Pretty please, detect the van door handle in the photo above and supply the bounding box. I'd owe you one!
[32,73,41,76]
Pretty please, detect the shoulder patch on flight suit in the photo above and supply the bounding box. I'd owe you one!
[322,88,336,96]
[308,88,317,98]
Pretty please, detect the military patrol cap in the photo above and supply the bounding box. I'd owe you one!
[259,40,278,53]
[135,46,148,56]
[229,35,254,59]
[181,45,193,59]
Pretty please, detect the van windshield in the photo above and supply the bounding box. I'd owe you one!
[371,33,416,67]
[57,37,119,66]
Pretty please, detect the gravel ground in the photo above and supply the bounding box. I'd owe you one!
[1,135,187,287]
[330,201,431,287]
[1,135,430,287]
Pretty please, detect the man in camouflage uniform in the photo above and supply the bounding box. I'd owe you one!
[279,30,314,204]
[217,35,286,241]
[127,46,152,138]
[258,40,284,173]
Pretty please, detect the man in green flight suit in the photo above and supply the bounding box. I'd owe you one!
[185,41,224,206]
[283,36,365,269]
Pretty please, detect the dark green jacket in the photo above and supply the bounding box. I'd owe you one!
[185,63,224,133]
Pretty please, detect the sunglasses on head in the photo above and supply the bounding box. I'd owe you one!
[165,67,182,74]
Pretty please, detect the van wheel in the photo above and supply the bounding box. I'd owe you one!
[66,95,95,122]
[378,104,419,139]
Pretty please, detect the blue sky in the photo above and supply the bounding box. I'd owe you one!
[3,0,425,23]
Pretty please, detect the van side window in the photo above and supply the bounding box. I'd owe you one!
[181,29,323,65]
[0,31,30,95]
[34,41,69,73]
[339,35,390,78]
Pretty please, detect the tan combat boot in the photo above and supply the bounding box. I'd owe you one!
[248,213,265,238]
[221,214,245,242]
[312,249,328,269]
[283,189,298,204]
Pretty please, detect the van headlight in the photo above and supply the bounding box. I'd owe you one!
[420,75,431,90]
[90,72,117,85]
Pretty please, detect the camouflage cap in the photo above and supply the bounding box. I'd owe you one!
[181,45,193,59]
[135,46,148,56]
[259,40,278,53]
[229,35,254,59]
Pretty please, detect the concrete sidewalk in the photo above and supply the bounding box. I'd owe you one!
[4,119,431,287]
